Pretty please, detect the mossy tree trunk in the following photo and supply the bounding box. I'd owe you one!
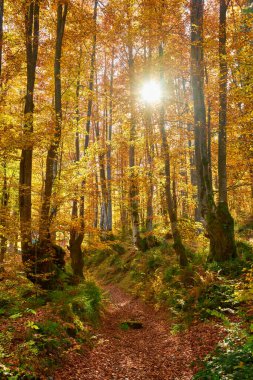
[216,0,236,259]
[190,0,236,262]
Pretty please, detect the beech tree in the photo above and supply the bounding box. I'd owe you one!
[190,0,236,262]
[69,0,98,279]
[0,0,252,283]
[0,0,3,81]
[127,1,142,247]
[19,0,40,262]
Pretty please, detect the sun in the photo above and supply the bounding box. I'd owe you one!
[140,80,162,104]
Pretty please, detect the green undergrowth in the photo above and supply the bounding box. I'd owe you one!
[86,234,253,378]
[86,237,253,320]
[0,273,104,378]
[193,322,253,379]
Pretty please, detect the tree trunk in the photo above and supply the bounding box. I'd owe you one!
[127,10,141,247]
[215,0,237,260]
[69,56,85,280]
[37,4,67,285]
[69,0,98,278]
[19,0,39,262]
[84,0,98,152]
[190,0,236,262]
[145,107,154,233]
[0,0,5,273]
[0,0,3,83]
[106,51,114,231]
[95,121,109,231]
[0,160,8,272]
[158,43,188,267]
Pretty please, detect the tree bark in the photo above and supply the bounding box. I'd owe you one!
[69,54,85,280]
[0,0,3,83]
[106,51,114,231]
[19,0,40,262]
[0,0,5,273]
[145,107,154,233]
[127,4,142,247]
[37,4,68,285]
[216,0,236,259]
[84,0,98,152]
[69,0,98,278]
[39,3,67,241]
[158,43,188,267]
[190,0,236,262]
[0,160,8,272]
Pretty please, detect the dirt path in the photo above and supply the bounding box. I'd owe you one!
[55,284,224,380]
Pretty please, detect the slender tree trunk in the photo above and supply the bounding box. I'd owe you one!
[106,51,114,231]
[69,0,98,278]
[39,3,67,241]
[127,7,142,247]
[69,57,84,279]
[93,172,99,228]
[120,153,128,236]
[35,4,68,285]
[0,0,5,273]
[97,55,110,233]
[19,0,39,262]
[217,0,237,259]
[205,65,213,187]
[0,0,3,83]
[84,0,98,152]
[190,0,236,262]
[128,45,141,247]
[159,44,188,267]
[145,107,154,233]
[0,160,8,272]
[95,121,108,231]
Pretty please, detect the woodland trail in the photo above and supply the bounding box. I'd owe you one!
[55,284,224,380]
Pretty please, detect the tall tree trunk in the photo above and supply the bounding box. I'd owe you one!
[0,160,8,272]
[84,0,98,152]
[69,0,98,278]
[143,38,154,235]
[145,107,154,233]
[69,55,84,279]
[0,0,3,84]
[190,0,236,262]
[217,0,237,259]
[158,43,188,267]
[127,4,141,247]
[95,121,108,231]
[19,0,40,262]
[0,0,6,273]
[39,3,67,240]
[106,51,114,231]
[37,4,67,284]
[128,43,141,247]
[98,54,109,233]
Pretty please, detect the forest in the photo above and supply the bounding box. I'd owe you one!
[0,0,252,378]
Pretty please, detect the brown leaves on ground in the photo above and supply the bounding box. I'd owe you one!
[55,284,225,380]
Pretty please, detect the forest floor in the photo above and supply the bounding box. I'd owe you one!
[55,284,225,380]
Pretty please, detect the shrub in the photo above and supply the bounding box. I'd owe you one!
[146,253,163,271]
[110,243,126,254]
[164,265,181,283]
[194,338,253,379]
[197,282,237,319]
